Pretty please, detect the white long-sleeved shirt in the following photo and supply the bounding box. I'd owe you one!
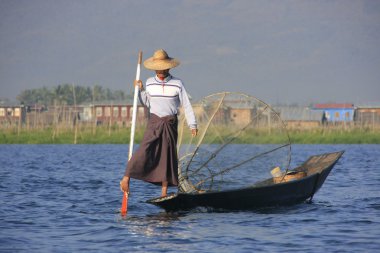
[138,75,197,129]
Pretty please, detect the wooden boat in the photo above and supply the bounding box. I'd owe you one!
[147,151,344,211]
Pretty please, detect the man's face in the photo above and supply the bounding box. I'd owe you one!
[155,69,169,79]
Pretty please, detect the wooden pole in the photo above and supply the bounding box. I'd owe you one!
[17,107,21,136]
[128,51,142,160]
[34,104,37,129]
[92,86,96,135]
[72,84,78,144]
[108,103,112,137]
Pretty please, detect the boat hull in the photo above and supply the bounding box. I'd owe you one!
[147,151,344,211]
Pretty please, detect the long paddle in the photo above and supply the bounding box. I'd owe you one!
[121,51,143,216]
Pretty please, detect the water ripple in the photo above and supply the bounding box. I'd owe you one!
[0,144,379,252]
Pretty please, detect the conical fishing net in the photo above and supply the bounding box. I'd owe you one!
[177,92,291,193]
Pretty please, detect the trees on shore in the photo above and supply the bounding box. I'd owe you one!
[16,84,131,105]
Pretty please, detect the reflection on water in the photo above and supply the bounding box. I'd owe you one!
[118,212,183,237]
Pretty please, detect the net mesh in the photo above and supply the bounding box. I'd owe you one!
[177,92,291,193]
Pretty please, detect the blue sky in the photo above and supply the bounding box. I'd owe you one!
[0,0,379,104]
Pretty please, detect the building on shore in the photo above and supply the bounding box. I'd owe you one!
[46,101,149,127]
[274,106,324,129]
[90,102,148,126]
[0,103,28,126]
[313,103,355,123]
[355,104,380,127]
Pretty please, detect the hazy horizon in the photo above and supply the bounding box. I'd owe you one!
[1,0,379,105]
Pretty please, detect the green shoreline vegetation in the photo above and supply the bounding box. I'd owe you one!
[3,85,379,144]
[1,126,379,144]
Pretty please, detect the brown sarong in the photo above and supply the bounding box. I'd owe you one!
[124,113,179,186]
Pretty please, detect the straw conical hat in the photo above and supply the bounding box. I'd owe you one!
[143,49,180,70]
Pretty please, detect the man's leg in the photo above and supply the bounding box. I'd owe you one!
[161,181,168,197]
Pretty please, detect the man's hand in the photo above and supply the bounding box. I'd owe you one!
[133,80,143,90]
[120,176,130,193]
[191,128,198,137]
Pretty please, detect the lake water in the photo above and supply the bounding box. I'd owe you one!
[0,144,379,252]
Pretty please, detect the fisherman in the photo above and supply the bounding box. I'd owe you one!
[120,49,198,197]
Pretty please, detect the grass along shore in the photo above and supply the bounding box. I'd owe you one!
[1,125,379,144]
